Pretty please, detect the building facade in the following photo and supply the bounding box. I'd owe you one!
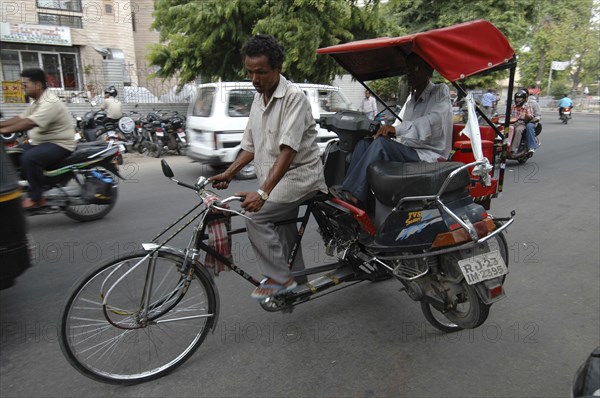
[0,0,167,102]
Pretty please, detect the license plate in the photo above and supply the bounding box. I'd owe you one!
[155,131,164,137]
[177,131,186,138]
[458,250,507,285]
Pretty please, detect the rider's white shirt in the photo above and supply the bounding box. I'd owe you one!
[395,81,453,162]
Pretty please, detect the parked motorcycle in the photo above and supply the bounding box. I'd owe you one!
[136,109,164,158]
[126,105,147,151]
[160,111,187,155]
[79,107,107,143]
[138,110,187,157]
[6,142,122,221]
[560,106,572,124]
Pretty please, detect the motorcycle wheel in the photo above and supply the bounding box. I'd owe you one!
[486,230,509,282]
[139,141,160,158]
[518,156,529,165]
[65,184,118,222]
[153,141,163,158]
[138,141,147,154]
[420,234,508,333]
[420,280,490,333]
[176,142,187,156]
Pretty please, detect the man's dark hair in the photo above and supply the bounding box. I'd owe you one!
[21,68,47,89]
[241,34,285,69]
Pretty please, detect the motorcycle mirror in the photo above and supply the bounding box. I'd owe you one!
[161,159,175,178]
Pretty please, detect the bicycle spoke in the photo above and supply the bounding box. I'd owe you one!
[60,251,216,383]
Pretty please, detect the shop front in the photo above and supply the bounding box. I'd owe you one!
[0,22,82,101]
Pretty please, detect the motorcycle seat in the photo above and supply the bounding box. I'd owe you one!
[367,161,471,206]
[51,143,112,169]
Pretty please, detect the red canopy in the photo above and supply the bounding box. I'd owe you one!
[316,20,515,82]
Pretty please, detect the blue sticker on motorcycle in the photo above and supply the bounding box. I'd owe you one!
[396,210,438,241]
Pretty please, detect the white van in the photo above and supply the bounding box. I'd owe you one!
[185,81,353,179]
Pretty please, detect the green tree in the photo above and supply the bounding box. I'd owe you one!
[148,0,263,86]
[518,0,598,96]
[147,0,381,87]
[371,0,541,100]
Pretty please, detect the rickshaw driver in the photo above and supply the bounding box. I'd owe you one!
[209,34,327,300]
[333,52,453,206]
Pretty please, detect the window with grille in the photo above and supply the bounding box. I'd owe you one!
[38,13,83,29]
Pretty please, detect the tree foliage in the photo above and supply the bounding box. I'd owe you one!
[148,0,380,86]
[148,0,263,85]
[147,0,598,97]
[373,0,540,99]
[518,0,599,96]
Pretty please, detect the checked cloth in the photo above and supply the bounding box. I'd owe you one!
[203,195,232,276]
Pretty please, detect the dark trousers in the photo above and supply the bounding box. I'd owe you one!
[20,143,72,201]
[342,138,420,201]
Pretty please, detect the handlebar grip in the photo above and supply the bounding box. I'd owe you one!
[215,196,245,206]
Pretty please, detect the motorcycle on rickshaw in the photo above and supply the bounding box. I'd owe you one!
[59,20,519,384]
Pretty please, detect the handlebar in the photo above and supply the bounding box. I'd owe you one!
[216,196,245,206]
[161,160,245,213]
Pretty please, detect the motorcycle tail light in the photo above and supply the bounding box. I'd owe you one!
[431,228,470,248]
[489,285,503,298]
[432,217,496,248]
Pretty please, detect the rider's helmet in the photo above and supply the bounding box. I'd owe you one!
[514,89,528,106]
[104,86,117,97]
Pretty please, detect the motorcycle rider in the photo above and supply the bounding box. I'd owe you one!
[334,52,452,206]
[511,89,540,154]
[100,85,122,126]
[0,68,76,209]
[558,93,574,120]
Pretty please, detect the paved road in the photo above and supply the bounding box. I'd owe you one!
[1,112,598,397]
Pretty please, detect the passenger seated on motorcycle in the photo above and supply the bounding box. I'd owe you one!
[100,86,122,127]
[0,68,76,209]
[333,52,452,206]
[558,93,574,119]
[511,89,540,154]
